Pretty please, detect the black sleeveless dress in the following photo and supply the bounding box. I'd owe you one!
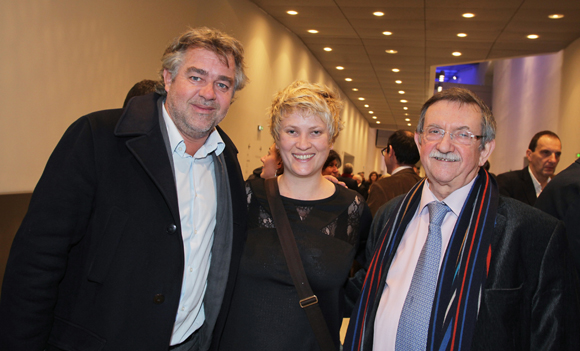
[218,178,371,350]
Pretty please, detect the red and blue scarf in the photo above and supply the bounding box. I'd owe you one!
[345,168,499,351]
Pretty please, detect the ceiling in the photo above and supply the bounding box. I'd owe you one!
[249,0,580,131]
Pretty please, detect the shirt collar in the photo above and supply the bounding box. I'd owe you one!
[391,165,412,176]
[162,100,225,158]
[421,176,477,217]
[528,166,548,195]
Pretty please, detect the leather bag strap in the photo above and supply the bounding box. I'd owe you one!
[264,178,337,351]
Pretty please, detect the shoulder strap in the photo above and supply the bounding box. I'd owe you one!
[264,178,337,351]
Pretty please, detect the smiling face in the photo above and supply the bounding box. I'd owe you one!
[260,143,281,179]
[526,135,561,182]
[322,160,340,177]
[278,110,331,180]
[163,47,236,143]
[415,100,494,200]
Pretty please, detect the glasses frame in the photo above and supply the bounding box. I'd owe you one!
[421,127,483,145]
[381,145,390,156]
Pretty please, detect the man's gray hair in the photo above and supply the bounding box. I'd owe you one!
[155,27,248,97]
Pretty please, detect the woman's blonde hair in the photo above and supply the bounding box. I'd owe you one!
[269,80,344,143]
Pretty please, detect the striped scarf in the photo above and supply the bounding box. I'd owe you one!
[345,168,499,351]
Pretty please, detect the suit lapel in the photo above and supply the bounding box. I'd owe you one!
[522,167,537,205]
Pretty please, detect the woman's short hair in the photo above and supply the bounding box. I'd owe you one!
[269,80,344,143]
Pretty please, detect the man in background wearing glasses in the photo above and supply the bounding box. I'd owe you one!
[367,130,421,216]
[345,88,578,351]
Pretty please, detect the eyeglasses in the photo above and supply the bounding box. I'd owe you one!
[381,145,389,156]
[422,127,483,145]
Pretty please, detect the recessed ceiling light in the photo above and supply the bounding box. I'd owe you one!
[308,29,319,34]
[369,111,374,114]
[395,80,402,84]
[457,33,467,37]
[382,31,392,36]
[372,116,377,119]
[373,11,384,17]
[407,123,412,126]
[462,13,475,18]
[352,88,359,91]
[400,99,407,103]
[548,14,564,19]
[405,118,410,121]
[392,68,400,72]
[527,34,539,39]
[386,49,398,54]
[398,90,405,94]
[452,51,462,56]
[404,113,409,116]
[358,97,365,101]
[287,10,298,15]
[376,121,381,124]
[437,85,443,92]
[323,47,332,52]
[403,107,408,110]
[345,78,353,82]
[336,66,344,70]
[364,104,369,108]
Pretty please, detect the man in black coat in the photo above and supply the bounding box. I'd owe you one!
[536,158,580,278]
[0,28,248,351]
[496,131,562,206]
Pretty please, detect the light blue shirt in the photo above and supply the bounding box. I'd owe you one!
[162,103,225,345]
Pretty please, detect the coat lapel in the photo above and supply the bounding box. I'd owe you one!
[115,94,180,224]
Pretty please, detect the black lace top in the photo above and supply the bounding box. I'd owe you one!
[218,178,371,351]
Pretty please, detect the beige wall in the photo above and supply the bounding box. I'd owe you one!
[0,0,375,194]
[488,36,580,175]
[558,37,580,171]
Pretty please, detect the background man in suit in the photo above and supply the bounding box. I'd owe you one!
[345,88,578,351]
[367,130,421,216]
[496,130,561,205]
[0,27,248,351]
[536,157,580,279]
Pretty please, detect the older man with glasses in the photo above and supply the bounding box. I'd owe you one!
[345,88,579,351]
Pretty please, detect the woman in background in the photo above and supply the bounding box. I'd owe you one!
[218,80,371,351]
[260,142,284,178]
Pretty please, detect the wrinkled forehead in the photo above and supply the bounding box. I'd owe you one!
[425,100,483,130]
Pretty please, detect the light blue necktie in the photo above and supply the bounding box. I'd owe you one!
[395,201,450,350]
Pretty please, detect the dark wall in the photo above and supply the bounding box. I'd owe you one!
[0,193,32,295]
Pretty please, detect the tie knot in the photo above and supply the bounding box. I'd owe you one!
[427,201,450,227]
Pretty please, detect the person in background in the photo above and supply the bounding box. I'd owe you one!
[322,149,342,177]
[342,163,354,178]
[122,79,157,108]
[217,80,371,351]
[259,142,284,179]
[535,157,580,279]
[0,27,249,351]
[353,174,369,200]
[345,87,578,351]
[367,171,379,187]
[496,130,561,206]
[367,130,421,216]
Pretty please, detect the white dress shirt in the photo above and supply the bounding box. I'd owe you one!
[528,166,549,197]
[373,177,476,350]
[162,104,225,345]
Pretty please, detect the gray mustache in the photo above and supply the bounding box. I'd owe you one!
[429,150,460,161]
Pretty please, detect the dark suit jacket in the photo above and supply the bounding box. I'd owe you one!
[366,168,421,216]
[496,166,537,205]
[0,94,247,351]
[338,176,358,191]
[352,194,579,350]
[536,158,580,278]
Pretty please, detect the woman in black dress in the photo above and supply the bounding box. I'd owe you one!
[218,80,371,350]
